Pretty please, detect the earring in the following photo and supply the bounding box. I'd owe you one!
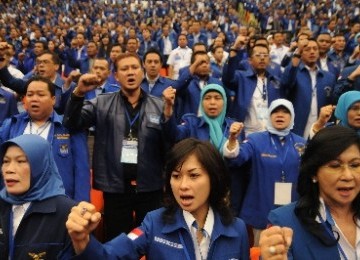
[312,179,317,183]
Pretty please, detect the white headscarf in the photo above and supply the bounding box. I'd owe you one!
[266,99,295,137]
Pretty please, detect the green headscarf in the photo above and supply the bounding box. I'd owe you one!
[199,84,227,151]
[335,90,360,130]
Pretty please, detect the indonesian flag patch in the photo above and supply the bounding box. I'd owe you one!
[127,228,144,240]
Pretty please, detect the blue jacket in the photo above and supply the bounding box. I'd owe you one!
[163,113,236,146]
[140,76,176,98]
[0,68,74,115]
[0,112,90,201]
[333,64,360,101]
[157,35,178,56]
[281,63,336,136]
[222,57,284,121]
[228,131,305,229]
[268,202,341,260]
[0,196,76,259]
[60,207,249,260]
[176,67,223,116]
[0,88,18,126]
[67,48,91,74]
[281,55,340,78]
[187,33,208,48]
[63,91,169,193]
[84,81,120,100]
[138,40,159,57]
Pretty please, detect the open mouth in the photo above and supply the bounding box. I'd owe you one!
[180,195,194,206]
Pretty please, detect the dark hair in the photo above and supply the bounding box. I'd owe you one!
[295,125,360,246]
[25,76,56,97]
[162,138,234,225]
[211,45,224,54]
[114,53,142,72]
[34,41,47,50]
[38,50,61,65]
[125,36,138,45]
[143,48,163,64]
[192,42,207,52]
[249,44,269,56]
[190,51,208,64]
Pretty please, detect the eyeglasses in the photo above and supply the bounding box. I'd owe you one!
[252,53,269,58]
[322,160,360,174]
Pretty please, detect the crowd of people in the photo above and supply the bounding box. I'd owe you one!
[0,0,360,259]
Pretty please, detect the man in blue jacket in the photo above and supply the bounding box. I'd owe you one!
[140,48,176,97]
[281,38,336,138]
[222,39,284,136]
[0,76,90,202]
[0,49,74,114]
[63,53,170,242]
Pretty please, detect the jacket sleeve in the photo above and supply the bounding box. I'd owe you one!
[281,64,299,97]
[71,132,90,202]
[0,67,26,95]
[222,56,241,91]
[63,94,96,131]
[227,136,255,168]
[58,234,139,260]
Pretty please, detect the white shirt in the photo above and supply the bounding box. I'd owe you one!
[270,44,290,65]
[244,77,269,136]
[303,65,318,139]
[317,198,360,260]
[12,202,31,236]
[183,207,214,260]
[23,120,51,140]
[163,36,172,55]
[167,47,193,80]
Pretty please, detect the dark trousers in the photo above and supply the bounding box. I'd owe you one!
[103,188,163,241]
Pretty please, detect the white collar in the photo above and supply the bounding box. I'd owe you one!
[183,207,214,238]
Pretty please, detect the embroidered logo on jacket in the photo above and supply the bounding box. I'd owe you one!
[154,236,183,249]
[59,144,69,155]
[28,252,46,260]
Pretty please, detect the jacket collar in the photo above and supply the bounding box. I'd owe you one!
[161,208,239,239]
[20,111,60,125]
[299,62,325,76]
[245,67,275,80]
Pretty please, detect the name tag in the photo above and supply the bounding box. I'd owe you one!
[121,139,138,164]
[274,182,292,205]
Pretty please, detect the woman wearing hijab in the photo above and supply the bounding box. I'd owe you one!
[162,83,239,151]
[311,91,360,137]
[0,134,76,259]
[162,83,246,213]
[225,98,306,246]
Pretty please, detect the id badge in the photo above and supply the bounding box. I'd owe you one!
[121,139,138,164]
[274,182,292,205]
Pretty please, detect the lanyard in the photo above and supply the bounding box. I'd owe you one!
[270,135,291,182]
[125,109,140,138]
[318,207,349,260]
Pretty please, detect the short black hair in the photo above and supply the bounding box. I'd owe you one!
[25,75,56,97]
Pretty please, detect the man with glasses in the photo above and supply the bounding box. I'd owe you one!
[0,46,75,114]
[223,39,284,136]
